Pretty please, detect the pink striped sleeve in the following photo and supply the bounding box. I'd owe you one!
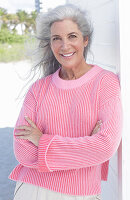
[14,82,39,168]
[38,73,122,172]
[14,78,55,172]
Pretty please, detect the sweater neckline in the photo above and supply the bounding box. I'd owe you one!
[52,65,102,89]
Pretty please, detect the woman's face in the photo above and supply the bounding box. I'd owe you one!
[50,19,88,70]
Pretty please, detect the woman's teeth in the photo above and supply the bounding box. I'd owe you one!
[62,53,74,57]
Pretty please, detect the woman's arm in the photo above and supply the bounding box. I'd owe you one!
[38,97,122,172]
[15,96,121,172]
[14,72,122,172]
[37,72,122,172]
[13,83,39,168]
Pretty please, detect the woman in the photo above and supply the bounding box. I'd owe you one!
[9,4,122,200]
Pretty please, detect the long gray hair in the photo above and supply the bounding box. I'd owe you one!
[31,4,93,77]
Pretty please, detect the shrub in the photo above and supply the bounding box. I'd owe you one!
[0,29,26,44]
[0,43,28,62]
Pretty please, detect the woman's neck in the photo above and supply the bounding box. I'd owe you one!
[59,63,92,80]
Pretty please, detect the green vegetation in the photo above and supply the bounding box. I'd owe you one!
[0,43,28,62]
[0,29,26,44]
[0,7,37,62]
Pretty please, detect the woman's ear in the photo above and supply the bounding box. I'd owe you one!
[84,36,88,47]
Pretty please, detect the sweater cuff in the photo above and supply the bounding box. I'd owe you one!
[38,134,54,172]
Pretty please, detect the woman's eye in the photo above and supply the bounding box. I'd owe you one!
[69,35,77,39]
[53,37,60,41]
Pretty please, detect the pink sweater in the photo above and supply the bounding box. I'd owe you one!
[9,65,122,196]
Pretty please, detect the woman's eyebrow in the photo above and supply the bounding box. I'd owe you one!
[68,32,79,36]
[51,32,79,38]
[51,34,60,38]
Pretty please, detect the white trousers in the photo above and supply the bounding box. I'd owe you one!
[13,182,101,200]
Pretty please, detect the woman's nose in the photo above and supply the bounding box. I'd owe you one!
[61,39,70,50]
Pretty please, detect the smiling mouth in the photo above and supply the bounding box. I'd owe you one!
[60,52,75,57]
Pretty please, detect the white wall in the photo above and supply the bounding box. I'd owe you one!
[67,0,120,71]
[66,0,121,200]
[119,1,130,200]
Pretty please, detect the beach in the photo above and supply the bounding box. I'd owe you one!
[0,61,32,200]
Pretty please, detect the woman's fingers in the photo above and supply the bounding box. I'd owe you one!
[15,125,32,131]
[15,116,36,131]
[91,120,102,135]
[25,116,37,128]
[15,130,30,136]
[15,133,31,140]
[15,116,42,146]
[96,120,102,126]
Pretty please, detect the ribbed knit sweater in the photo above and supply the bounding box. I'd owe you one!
[9,65,122,196]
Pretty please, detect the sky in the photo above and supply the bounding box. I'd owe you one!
[0,0,66,13]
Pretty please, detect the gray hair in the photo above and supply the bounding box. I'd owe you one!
[32,4,93,77]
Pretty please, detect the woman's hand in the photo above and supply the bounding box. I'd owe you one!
[15,116,43,147]
[91,120,102,136]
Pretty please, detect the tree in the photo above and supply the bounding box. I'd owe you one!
[0,7,7,30]
[27,11,37,33]
[6,14,19,32]
[16,10,28,34]
[0,7,7,16]
[0,7,37,35]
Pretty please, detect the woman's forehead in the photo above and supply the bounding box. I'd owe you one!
[50,19,80,35]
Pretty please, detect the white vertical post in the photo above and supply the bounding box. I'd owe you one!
[114,0,122,199]
[119,1,130,200]
[118,141,122,200]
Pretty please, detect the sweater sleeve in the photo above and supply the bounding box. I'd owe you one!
[38,72,122,172]
[14,79,55,172]
[13,80,54,171]
[13,84,39,168]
